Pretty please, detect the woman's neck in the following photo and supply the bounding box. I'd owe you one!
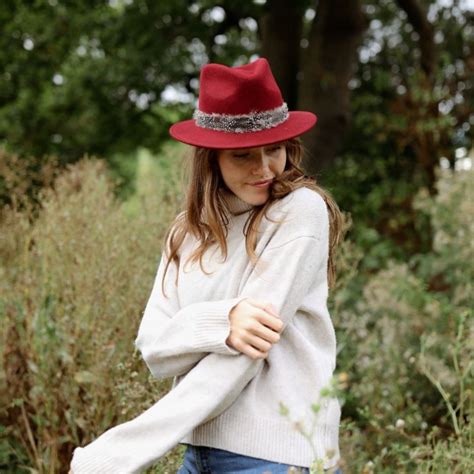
[221,188,254,215]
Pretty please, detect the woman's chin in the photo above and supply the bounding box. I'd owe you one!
[244,190,270,206]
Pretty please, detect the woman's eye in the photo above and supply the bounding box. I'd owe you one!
[232,146,280,158]
[268,146,281,152]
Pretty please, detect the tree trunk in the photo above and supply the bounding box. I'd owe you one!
[259,0,307,110]
[395,0,439,194]
[395,0,436,78]
[298,0,367,181]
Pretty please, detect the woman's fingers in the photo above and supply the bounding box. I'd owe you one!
[227,298,283,359]
[228,332,270,359]
[251,321,281,344]
[245,298,282,324]
[243,343,268,360]
[244,333,273,353]
[257,310,284,334]
[262,302,279,318]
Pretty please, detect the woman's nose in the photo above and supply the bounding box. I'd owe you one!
[252,150,271,174]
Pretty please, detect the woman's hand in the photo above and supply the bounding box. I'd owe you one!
[226,298,283,359]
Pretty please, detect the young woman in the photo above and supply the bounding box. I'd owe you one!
[70,58,344,474]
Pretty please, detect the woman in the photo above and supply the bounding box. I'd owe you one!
[70,57,344,473]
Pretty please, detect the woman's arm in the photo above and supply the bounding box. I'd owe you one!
[134,251,248,380]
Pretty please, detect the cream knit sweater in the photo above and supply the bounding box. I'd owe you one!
[70,186,341,473]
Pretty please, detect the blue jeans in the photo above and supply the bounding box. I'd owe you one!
[177,444,343,474]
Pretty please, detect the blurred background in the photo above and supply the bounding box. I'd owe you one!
[0,1,472,473]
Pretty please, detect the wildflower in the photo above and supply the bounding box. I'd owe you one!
[338,372,349,383]
[337,372,349,390]
[362,460,374,474]
[395,418,405,429]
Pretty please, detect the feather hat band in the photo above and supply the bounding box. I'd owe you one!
[169,57,317,149]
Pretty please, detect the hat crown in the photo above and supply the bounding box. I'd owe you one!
[198,58,284,115]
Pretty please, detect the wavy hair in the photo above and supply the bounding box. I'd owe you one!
[160,137,345,297]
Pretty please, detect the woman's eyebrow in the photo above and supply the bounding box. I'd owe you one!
[230,143,283,153]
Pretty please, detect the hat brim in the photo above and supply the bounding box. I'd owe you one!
[169,111,317,149]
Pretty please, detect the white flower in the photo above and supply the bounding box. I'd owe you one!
[395,418,405,429]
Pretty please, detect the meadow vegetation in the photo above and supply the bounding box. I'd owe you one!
[0,144,472,473]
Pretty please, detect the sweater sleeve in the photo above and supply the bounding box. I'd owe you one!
[134,252,244,380]
[70,204,330,473]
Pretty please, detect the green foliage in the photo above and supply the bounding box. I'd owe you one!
[279,375,347,474]
[3,0,469,176]
[0,1,262,163]
[412,167,473,297]
[323,1,472,262]
[331,167,473,473]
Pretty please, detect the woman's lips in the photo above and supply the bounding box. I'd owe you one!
[249,179,272,188]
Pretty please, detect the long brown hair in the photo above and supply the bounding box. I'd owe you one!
[161,137,345,297]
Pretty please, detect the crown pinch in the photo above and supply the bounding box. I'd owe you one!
[193,103,289,133]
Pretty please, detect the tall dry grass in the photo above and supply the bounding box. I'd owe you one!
[1,146,187,473]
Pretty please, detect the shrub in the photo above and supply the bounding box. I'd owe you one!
[334,167,473,473]
[0,152,184,472]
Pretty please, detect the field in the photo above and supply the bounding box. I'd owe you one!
[0,143,472,473]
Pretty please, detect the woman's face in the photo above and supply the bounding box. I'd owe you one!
[216,141,287,206]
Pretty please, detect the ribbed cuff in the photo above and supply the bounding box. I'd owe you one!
[71,445,137,474]
[191,296,247,355]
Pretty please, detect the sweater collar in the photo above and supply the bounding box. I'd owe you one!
[221,189,254,215]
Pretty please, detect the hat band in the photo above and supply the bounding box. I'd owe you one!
[193,102,289,134]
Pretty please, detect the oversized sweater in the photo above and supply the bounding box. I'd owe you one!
[70,186,341,473]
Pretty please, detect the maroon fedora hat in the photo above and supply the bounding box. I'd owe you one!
[169,57,317,149]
